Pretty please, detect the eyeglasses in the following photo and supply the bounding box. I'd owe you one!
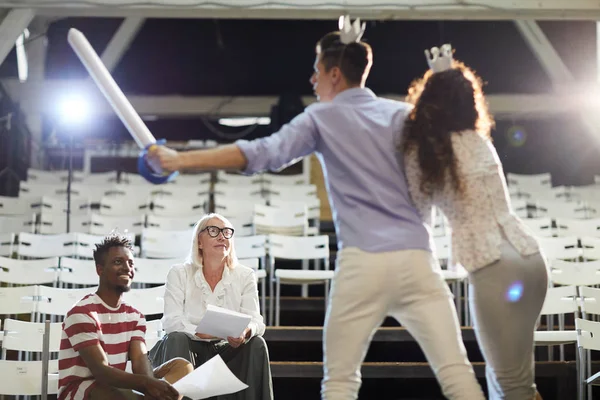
[201,226,235,239]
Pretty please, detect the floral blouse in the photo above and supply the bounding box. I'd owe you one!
[403,130,540,272]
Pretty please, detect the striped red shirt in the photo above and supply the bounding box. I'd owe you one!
[58,293,146,400]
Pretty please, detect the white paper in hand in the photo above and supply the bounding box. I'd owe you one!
[195,304,252,339]
[172,354,248,399]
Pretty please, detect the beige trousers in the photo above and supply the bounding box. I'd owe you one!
[321,247,485,400]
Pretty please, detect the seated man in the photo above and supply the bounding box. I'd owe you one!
[58,234,193,400]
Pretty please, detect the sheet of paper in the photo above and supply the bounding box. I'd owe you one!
[195,304,252,339]
[172,354,248,399]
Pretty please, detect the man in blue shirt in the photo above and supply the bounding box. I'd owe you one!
[150,20,484,400]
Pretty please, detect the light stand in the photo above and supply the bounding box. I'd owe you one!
[66,131,73,233]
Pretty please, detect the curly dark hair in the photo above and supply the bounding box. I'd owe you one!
[93,233,133,266]
[400,60,494,195]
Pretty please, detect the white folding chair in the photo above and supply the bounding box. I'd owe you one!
[556,218,600,238]
[268,234,332,326]
[59,257,99,287]
[37,285,98,320]
[151,183,211,200]
[537,236,582,262]
[253,204,309,236]
[0,195,38,216]
[214,196,263,219]
[506,172,552,189]
[269,197,321,234]
[577,286,600,399]
[17,232,76,259]
[582,236,600,261]
[0,359,59,396]
[213,183,264,201]
[80,171,119,185]
[27,168,68,183]
[534,200,587,219]
[550,260,600,287]
[1,319,62,359]
[215,171,262,186]
[133,258,177,286]
[227,215,255,237]
[38,211,90,234]
[123,286,165,316]
[235,235,268,320]
[0,214,35,234]
[146,214,198,231]
[0,256,59,286]
[510,198,531,219]
[170,173,211,186]
[33,196,91,215]
[265,184,318,202]
[0,285,37,319]
[534,285,579,362]
[104,184,154,200]
[260,173,308,186]
[99,195,150,216]
[0,233,14,256]
[145,319,164,351]
[89,213,145,235]
[151,197,206,217]
[521,217,555,238]
[575,318,600,400]
[141,228,192,259]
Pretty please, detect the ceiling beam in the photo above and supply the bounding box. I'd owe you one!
[515,20,600,143]
[0,9,35,66]
[3,0,600,21]
[2,78,597,119]
[101,17,145,72]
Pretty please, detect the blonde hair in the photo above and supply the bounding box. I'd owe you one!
[186,213,239,269]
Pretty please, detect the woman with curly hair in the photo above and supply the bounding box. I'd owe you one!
[399,45,549,400]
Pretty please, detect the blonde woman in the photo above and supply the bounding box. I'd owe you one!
[149,213,273,400]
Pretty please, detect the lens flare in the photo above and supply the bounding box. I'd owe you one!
[506,281,524,302]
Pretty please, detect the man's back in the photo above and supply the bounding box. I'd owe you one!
[307,88,430,253]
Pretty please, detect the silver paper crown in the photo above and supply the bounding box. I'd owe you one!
[338,15,366,44]
[425,44,453,73]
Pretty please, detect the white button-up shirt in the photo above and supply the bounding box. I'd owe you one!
[162,262,265,339]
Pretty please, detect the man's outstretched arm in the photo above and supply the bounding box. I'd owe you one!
[150,144,247,174]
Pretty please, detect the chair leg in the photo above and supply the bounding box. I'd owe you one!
[275,277,281,327]
[587,349,592,400]
[268,258,274,326]
[260,277,267,324]
[301,259,308,298]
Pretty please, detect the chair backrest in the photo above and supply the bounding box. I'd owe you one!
[170,173,211,186]
[432,235,451,263]
[576,318,600,352]
[2,318,63,353]
[253,204,308,236]
[134,258,177,285]
[0,233,14,256]
[555,218,600,238]
[215,171,262,186]
[151,183,211,199]
[506,173,552,189]
[122,286,165,316]
[0,285,37,315]
[269,198,321,220]
[265,184,318,201]
[59,257,100,286]
[104,184,154,199]
[214,196,262,218]
[80,171,119,185]
[578,286,600,317]
[146,214,198,231]
[37,285,98,317]
[540,285,579,316]
[510,198,531,218]
[151,197,206,217]
[581,236,600,260]
[521,217,554,238]
[17,232,76,258]
[38,211,90,234]
[235,235,267,259]
[213,183,263,200]
[268,234,329,260]
[0,214,35,234]
[0,360,59,395]
[537,236,581,261]
[99,195,150,216]
[89,213,145,235]
[141,228,192,259]
[0,256,59,285]
[0,195,38,215]
[550,259,600,286]
[34,196,91,215]
[534,200,587,219]
[260,173,308,186]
